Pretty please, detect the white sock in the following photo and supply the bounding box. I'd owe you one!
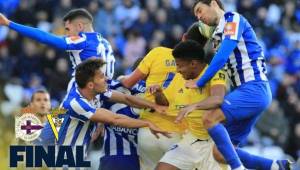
[233,166,246,170]
[271,160,279,170]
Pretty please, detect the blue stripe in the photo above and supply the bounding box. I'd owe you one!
[82,122,94,146]
[104,126,110,155]
[75,97,96,113]
[250,59,261,80]
[84,123,95,151]
[116,132,124,155]
[162,72,175,88]
[71,121,84,146]
[129,138,137,155]
[58,115,71,145]
[233,48,245,83]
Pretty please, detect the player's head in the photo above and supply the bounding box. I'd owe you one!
[30,89,51,114]
[193,0,224,26]
[172,40,206,80]
[63,8,94,36]
[182,22,208,47]
[75,59,108,94]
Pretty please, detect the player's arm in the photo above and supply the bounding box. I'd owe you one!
[120,68,147,88]
[175,84,226,123]
[108,90,167,113]
[192,84,226,109]
[0,13,67,50]
[147,85,169,106]
[90,108,170,138]
[195,39,237,87]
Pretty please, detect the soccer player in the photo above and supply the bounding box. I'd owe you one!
[155,40,227,170]
[182,0,291,170]
[28,89,57,146]
[29,89,51,123]
[99,80,145,170]
[0,8,115,82]
[120,22,208,170]
[58,59,169,154]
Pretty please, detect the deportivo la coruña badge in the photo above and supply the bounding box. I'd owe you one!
[15,107,43,142]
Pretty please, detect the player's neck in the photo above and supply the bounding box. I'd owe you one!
[83,27,94,33]
[78,88,95,101]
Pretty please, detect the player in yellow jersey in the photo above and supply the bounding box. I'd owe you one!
[120,23,208,170]
[155,40,227,170]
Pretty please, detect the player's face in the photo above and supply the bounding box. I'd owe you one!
[92,70,108,93]
[30,93,51,114]
[194,1,219,26]
[175,58,195,80]
[64,20,81,36]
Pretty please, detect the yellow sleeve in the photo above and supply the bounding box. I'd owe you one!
[210,70,227,86]
[137,48,158,75]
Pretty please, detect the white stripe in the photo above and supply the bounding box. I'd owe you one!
[108,127,117,155]
[63,119,77,145]
[75,121,91,146]
[70,50,83,68]
[110,103,127,113]
[123,137,131,155]
[231,12,240,40]
[228,54,241,86]
[239,37,255,82]
[256,60,268,81]
[70,98,94,119]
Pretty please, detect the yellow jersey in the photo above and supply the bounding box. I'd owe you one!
[138,47,188,132]
[163,66,227,139]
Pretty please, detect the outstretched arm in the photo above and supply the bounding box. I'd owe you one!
[175,84,226,123]
[120,69,147,88]
[108,90,167,113]
[196,39,237,87]
[90,108,170,138]
[0,13,67,50]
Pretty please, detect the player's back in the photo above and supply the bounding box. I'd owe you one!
[214,12,267,87]
[99,80,144,170]
[66,32,115,79]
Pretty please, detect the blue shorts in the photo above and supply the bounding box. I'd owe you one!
[99,155,140,170]
[221,81,272,145]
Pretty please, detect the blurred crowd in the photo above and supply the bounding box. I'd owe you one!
[0,0,299,164]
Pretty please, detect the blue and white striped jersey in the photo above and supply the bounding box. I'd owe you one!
[65,32,115,79]
[100,80,145,157]
[212,12,267,87]
[58,83,111,149]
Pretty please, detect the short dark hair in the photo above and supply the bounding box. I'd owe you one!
[184,22,208,47]
[172,40,205,61]
[31,89,49,102]
[193,0,224,10]
[63,8,93,22]
[75,59,106,88]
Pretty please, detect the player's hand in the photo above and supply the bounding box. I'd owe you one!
[175,104,196,123]
[153,104,168,114]
[148,84,162,94]
[91,125,104,142]
[0,13,9,26]
[148,122,171,139]
[185,80,198,89]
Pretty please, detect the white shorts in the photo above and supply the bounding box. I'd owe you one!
[138,127,182,170]
[159,132,225,170]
